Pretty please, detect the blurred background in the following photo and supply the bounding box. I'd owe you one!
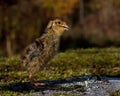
[0,0,120,57]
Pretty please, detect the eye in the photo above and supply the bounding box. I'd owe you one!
[55,21,61,25]
[57,21,61,24]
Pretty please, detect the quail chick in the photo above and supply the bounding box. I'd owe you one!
[21,17,69,86]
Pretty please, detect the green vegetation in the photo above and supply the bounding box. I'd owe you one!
[52,93,82,96]
[110,90,120,96]
[49,47,120,77]
[1,1,120,96]
[0,48,120,95]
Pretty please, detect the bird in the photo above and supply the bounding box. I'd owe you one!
[20,17,69,86]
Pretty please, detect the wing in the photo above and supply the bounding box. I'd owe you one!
[21,38,44,67]
[29,50,40,60]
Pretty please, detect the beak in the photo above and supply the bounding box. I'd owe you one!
[61,25,69,30]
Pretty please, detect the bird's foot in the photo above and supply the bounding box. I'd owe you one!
[33,82,46,86]
[29,74,46,87]
[30,82,47,89]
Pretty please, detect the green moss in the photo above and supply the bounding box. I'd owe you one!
[49,47,120,76]
[0,55,20,72]
[0,91,24,96]
[0,91,38,96]
[110,90,120,96]
[53,93,82,96]
[0,48,120,95]
[0,48,120,81]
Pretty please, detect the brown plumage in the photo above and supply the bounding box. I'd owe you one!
[20,18,69,86]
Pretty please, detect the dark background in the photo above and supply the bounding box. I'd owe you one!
[0,0,120,56]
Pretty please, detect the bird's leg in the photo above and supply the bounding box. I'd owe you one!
[29,73,46,87]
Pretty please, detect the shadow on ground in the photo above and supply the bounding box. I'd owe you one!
[1,75,120,96]
[1,76,87,93]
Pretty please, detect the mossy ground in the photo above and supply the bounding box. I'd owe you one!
[110,90,120,96]
[0,48,120,96]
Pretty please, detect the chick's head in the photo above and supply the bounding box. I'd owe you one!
[46,18,69,36]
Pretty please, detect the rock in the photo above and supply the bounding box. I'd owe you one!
[2,76,120,96]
